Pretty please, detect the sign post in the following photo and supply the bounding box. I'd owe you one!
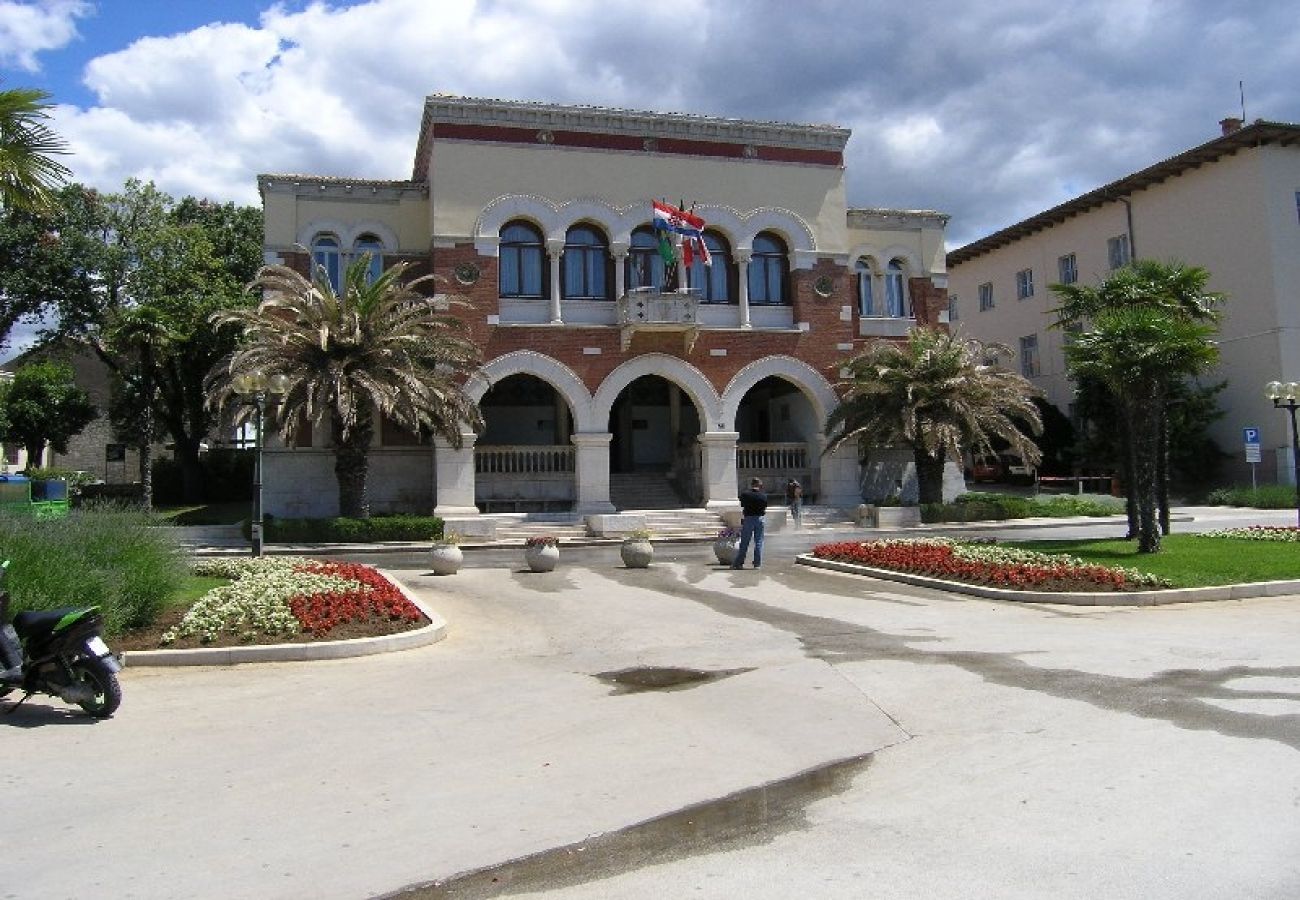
[1243,426,1261,490]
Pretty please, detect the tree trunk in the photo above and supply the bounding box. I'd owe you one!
[1128,395,1162,553]
[139,351,154,512]
[332,414,373,519]
[1120,416,1138,539]
[23,440,46,471]
[1156,404,1170,536]
[914,448,946,505]
[175,435,204,504]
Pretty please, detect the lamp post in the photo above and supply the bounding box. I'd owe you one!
[233,371,290,556]
[1264,381,1300,528]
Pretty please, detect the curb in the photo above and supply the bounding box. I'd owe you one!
[795,554,1300,606]
[121,568,447,667]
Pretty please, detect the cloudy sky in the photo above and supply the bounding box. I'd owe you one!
[3,0,1299,245]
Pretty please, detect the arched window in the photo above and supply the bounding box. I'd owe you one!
[312,234,342,292]
[856,259,876,316]
[562,224,611,301]
[499,220,546,299]
[885,259,909,317]
[353,234,384,285]
[747,231,788,305]
[689,230,734,304]
[626,225,667,292]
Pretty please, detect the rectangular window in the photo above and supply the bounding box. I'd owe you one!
[1107,234,1131,269]
[1019,334,1040,377]
[1015,268,1034,300]
[978,282,994,311]
[1057,253,1077,285]
[947,293,959,321]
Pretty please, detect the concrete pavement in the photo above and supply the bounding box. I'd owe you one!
[4,506,1298,899]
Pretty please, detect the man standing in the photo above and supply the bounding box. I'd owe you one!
[732,477,768,569]
[785,478,803,529]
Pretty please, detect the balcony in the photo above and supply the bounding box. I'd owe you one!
[617,288,701,352]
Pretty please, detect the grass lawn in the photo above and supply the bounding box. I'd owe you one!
[172,574,229,607]
[155,502,249,526]
[1012,534,1300,588]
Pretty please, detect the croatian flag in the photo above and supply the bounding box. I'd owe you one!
[652,200,711,267]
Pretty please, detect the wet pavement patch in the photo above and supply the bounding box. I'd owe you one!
[593,665,754,695]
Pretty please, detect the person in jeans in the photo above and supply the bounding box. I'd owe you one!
[732,477,768,569]
[785,478,803,529]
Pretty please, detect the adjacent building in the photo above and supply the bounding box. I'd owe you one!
[258,94,956,518]
[948,118,1300,485]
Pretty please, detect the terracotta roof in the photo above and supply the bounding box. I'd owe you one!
[947,120,1300,266]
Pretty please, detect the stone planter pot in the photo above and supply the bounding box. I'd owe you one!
[429,542,463,576]
[524,543,560,572]
[620,538,654,568]
[713,539,739,566]
[875,505,922,528]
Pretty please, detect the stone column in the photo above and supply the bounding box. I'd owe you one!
[547,246,563,324]
[433,431,480,517]
[814,434,864,511]
[572,432,616,514]
[735,250,752,328]
[699,431,741,511]
[613,250,627,301]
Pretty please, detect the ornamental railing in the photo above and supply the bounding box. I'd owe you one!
[736,442,809,471]
[474,445,575,474]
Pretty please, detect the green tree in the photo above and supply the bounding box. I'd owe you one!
[0,359,95,467]
[825,327,1042,505]
[1052,259,1224,543]
[0,180,263,500]
[0,87,72,213]
[1065,308,1218,551]
[206,257,484,518]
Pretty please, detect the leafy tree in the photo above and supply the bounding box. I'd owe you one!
[1064,308,1218,552]
[206,257,484,518]
[1052,260,1223,544]
[0,180,263,500]
[825,327,1042,505]
[0,87,72,213]
[0,359,96,467]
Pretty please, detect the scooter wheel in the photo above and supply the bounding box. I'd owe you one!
[71,657,122,718]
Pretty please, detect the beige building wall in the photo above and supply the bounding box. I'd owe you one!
[950,130,1300,484]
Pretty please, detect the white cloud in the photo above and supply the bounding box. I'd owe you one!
[34,0,1300,247]
[0,0,91,72]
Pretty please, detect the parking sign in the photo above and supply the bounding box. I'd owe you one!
[1243,427,1260,444]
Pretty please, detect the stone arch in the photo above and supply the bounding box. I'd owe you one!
[735,208,816,256]
[474,195,562,255]
[296,219,399,251]
[880,244,925,277]
[591,354,723,433]
[721,355,838,432]
[554,197,632,246]
[846,243,887,270]
[466,351,593,424]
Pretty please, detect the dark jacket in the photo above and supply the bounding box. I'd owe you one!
[739,488,768,517]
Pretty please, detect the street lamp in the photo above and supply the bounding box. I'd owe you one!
[234,371,290,556]
[1264,380,1300,528]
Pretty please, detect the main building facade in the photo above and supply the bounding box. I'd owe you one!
[258,95,954,518]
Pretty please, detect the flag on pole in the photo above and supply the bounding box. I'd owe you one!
[652,200,711,269]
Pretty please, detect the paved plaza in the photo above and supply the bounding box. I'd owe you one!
[4,512,1299,899]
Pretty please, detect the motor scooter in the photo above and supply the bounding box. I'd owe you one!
[0,561,122,718]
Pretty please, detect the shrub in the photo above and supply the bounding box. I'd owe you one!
[921,492,1122,524]
[1204,484,1298,509]
[0,506,183,635]
[257,514,446,543]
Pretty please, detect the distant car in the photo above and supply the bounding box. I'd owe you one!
[1001,454,1037,483]
[969,455,1004,483]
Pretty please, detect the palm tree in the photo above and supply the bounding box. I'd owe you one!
[1065,307,1219,552]
[207,255,484,518]
[1051,260,1223,538]
[0,87,72,213]
[825,328,1042,505]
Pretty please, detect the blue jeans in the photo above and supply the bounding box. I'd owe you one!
[734,515,765,567]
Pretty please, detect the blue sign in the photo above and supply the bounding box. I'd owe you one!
[1243,427,1260,444]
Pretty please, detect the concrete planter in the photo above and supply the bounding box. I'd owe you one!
[713,539,740,566]
[620,538,654,568]
[875,506,922,528]
[524,543,560,572]
[429,543,463,576]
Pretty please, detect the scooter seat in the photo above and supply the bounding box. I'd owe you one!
[12,608,82,641]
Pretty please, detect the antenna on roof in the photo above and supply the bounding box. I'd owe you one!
[1239,80,1247,121]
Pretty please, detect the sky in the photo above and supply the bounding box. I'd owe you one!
[1,0,1298,357]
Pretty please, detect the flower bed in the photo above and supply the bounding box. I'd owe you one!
[160,557,424,646]
[1202,525,1300,542]
[811,538,1171,592]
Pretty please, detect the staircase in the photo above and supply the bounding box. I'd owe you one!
[609,472,688,510]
